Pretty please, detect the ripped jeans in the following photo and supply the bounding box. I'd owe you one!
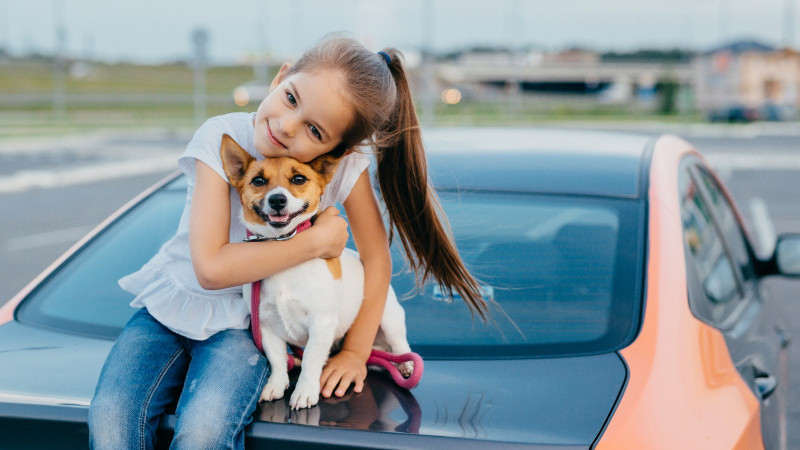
[88,308,268,450]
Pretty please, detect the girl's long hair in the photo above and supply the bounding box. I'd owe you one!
[290,36,489,320]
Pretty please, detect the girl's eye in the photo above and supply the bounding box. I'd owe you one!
[251,176,267,187]
[309,125,321,140]
[286,92,297,106]
[290,175,308,185]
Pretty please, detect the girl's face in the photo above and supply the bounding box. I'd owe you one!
[254,66,354,163]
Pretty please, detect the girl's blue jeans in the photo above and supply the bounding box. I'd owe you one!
[88,308,268,450]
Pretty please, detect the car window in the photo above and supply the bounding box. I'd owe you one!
[18,179,645,358]
[16,179,186,338]
[386,191,644,357]
[679,165,743,325]
[694,165,756,283]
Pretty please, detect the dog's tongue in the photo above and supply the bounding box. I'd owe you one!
[269,214,290,223]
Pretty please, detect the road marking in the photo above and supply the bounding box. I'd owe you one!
[706,153,800,172]
[0,155,177,194]
[749,197,776,256]
[5,225,93,252]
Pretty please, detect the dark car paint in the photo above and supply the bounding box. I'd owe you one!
[0,319,627,448]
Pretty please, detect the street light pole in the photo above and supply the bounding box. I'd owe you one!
[53,0,66,119]
[785,0,796,48]
[420,0,435,125]
[192,28,209,127]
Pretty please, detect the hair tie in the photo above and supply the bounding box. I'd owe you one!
[378,51,391,66]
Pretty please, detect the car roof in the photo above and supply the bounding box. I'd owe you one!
[422,128,656,199]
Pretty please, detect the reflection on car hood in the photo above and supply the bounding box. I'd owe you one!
[0,321,626,447]
[253,353,627,447]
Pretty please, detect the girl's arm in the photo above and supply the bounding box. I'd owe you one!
[190,161,349,289]
[320,170,392,398]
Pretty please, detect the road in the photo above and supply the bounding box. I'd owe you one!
[0,123,799,446]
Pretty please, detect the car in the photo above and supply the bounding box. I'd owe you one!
[1,128,798,449]
[707,104,760,123]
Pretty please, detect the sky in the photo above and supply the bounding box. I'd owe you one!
[1,0,798,64]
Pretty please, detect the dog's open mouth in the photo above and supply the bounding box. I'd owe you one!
[254,203,309,229]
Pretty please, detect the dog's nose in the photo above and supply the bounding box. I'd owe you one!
[268,193,287,211]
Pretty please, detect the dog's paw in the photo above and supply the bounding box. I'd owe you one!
[260,374,290,403]
[398,361,414,378]
[290,378,320,409]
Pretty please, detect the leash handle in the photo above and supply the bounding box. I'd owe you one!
[367,349,424,389]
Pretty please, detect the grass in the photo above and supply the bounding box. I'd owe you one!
[0,59,705,138]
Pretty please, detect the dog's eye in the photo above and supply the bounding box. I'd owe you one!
[251,176,267,187]
[290,175,307,185]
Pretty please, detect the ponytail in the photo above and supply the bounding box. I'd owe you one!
[289,36,488,319]
[376,48,489,320]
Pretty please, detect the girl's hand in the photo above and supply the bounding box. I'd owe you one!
[319,349,368,398]
[311,206,349,259]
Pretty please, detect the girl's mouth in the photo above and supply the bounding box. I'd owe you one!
[266,122,287,149]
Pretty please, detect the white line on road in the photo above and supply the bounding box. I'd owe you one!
[0,155,177,194]
[749,197,776,256]
[5,225,93,252]
[705,153,800,172]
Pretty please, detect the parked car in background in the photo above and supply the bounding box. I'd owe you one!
[0,128,797,449]
[708,103,760,123]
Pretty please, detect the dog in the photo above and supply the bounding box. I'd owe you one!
[220,134,413,410]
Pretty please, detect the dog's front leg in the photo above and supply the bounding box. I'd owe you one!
[290,321,337,409]
[259,326,291,403]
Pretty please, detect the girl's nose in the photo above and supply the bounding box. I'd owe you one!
[279,114,301,137]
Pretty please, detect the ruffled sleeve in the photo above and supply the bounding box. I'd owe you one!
[320,151,372,209]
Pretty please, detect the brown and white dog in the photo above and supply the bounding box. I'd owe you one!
[220,134,413,409]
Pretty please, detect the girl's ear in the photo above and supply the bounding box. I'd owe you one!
[220,134,253,187]
[270,63,292,92]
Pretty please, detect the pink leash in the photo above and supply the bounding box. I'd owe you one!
[246,226,423,390]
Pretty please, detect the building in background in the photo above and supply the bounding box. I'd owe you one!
[694,40,800,121]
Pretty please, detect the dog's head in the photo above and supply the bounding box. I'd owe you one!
[220,134,340,238]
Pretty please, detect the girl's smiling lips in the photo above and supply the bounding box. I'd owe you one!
[266,121,287,149]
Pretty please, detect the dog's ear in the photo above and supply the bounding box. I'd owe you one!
[220,134,253,187]
[307,154,342,184]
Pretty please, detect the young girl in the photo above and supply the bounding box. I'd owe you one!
[88,36,487,449]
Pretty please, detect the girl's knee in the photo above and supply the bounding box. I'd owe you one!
[171,410,245,450]
[88,393,142,449]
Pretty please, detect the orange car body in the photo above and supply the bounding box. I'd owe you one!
[598,135,768,450]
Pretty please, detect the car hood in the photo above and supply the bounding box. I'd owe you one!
[0,321,627,448]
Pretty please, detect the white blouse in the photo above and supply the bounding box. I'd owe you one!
[118,112,371,340]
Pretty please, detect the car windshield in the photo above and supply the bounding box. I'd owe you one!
[17,177,644,358]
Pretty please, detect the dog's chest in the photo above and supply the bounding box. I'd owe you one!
[257,258,341,345]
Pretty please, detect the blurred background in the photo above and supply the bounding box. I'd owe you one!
[1,0,800,445]
[1,0,799,131]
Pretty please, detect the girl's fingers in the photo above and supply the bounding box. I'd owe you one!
[353,375,364,393]
[321,371,343,398]
[335,374,355,397]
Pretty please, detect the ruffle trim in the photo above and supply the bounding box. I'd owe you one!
[119,259,250,341]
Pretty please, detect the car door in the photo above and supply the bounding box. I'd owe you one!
[679,157,788,450]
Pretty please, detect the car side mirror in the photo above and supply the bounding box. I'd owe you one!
[772,234,800,277]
